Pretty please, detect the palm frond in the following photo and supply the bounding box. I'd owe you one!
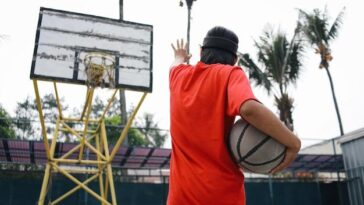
[328,7,345,41]
[238,53,272,94]
[287,40,304,83]
[282,21,304,86]
[298,8,329,45]
[255,29,285,85]
[272,33,287,81]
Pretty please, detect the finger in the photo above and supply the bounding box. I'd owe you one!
[270,155,291,173]
[270,161,286,173]
[270,162,285,173]
[270,162,282,173]
[176,39,180,49]
[181,39,184,49]
[171,43,176,52]
[277,153,295,173]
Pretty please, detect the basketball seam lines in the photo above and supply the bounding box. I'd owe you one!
[239,136,270,162]
[242,147,286,166]
[236,123,250,162]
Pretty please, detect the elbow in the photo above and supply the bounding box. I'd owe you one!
[292,138,302,153]
[239,100,259,119]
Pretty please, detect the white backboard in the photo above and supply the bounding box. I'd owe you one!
[30,7,153,92]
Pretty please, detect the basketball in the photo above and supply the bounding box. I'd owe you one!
[228,119,286,174]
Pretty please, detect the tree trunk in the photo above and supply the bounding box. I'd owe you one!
[186,4,191,64]
[324,67,344,136]
[275,94,294,131]
[186,0,194,64]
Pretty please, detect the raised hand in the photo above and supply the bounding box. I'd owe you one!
[171,39,192,67]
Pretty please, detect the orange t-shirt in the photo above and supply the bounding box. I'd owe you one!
[168,62,257,205]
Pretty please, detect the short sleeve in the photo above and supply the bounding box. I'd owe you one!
[169,65,179,81]
[169,65,181,89]
[226,67,257,116]
[169,64,187,82]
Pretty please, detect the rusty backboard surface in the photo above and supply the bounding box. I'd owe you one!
[30,7,153,92]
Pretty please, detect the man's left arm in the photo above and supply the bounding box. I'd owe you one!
[170,39,192,69]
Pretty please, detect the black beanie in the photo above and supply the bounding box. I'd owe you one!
[202,36,238,56]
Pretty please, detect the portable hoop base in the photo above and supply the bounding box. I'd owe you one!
[33,80,147,205]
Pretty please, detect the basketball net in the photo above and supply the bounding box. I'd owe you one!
[83,52,116,88]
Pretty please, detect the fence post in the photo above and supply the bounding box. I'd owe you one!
[332,138,343,205]
[268,175,274,205]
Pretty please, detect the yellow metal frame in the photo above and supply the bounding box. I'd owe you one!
[33,80,147,205]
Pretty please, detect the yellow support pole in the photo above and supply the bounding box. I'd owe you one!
[59,134,96,160]
[50,118,60,159]
[84,141,107,161]
[100,89,118,120]
[80,87,91,120]
[95,134,106,204]
[106,164,117,205]
[61,121,107,161]
[38,164,52,205]
[52,167,100,174]
[52,163,111,205]
[109,92,148,160]
[59,143,81,160]
[94,89,119,133]
[33,79,51,159]
[63,117,100,123]
[53,82,63,119]
[104,178,109,203]
[101,121,115,204]
[52,158,106,165]
[51,172,101,205]
[59,128,97,134]
[97,132,108,204]
[35,81,148,205]
[78,88,95,161]
[60,121,84,141]
[38,117,60,205]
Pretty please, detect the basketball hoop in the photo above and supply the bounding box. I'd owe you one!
[83,52,116,88]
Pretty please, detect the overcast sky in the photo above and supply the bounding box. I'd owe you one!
[1,0,363,148]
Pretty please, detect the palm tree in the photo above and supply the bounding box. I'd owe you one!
[298,7,345,135]
[239,24,304,130]
[179,0,197,64]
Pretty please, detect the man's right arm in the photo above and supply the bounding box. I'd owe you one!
[239,100,301,173]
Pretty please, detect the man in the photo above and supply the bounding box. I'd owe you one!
[168,26,301,205]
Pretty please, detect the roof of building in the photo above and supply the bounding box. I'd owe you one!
[0,138,344,173]
[300,137,342,155]
[338,127,364,144]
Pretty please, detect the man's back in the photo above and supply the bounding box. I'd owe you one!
[167,26,301,205]
[168,62,255,205]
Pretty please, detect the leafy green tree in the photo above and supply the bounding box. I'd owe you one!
[135,113,168,147]
[298,7,345,135]
[75,95,168,147]
[41,93,70,138]
[14,94,69,140]
[91,96,106,118]
[41,93,68,122]
[239,24,304,130]
[104,115,147,146]
[14,96,37,139]
[0,104,16,139]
